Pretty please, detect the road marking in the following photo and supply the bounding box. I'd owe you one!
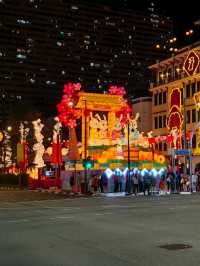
[95,212,113,216]
[101,205,136,209]
[7,219,29,223]
[63,207,81,211]
[50,216,74,220]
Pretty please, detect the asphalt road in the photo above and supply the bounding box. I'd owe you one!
[0,194,200,266]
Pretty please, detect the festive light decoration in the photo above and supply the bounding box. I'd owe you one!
[17,122,29,168]
[19,122,29,143]
[108,85,132,127]
[108,85,126,96]
[32,119,45,168]
[51,117,62,166]
[116,105,132,127]
[183,50,200,76]
[2,130,12,167]
[57,82,81,128]
[167,88,183,132]
[194,91,200,111]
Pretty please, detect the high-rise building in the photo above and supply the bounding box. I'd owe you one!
[0,0,172,120]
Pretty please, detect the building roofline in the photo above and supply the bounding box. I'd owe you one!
[132,96,152,104]
[149,40,200,70]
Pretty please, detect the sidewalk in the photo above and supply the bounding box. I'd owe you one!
[0,189,70,203]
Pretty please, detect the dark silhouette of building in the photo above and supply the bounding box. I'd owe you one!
[0,0,172,120]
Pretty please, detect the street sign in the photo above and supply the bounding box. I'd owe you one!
[174,149,191,156]
[183,50,200,76]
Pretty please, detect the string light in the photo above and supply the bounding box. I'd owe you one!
[32,119,45,168]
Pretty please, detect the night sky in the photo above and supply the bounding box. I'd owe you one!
[83,0,200,46]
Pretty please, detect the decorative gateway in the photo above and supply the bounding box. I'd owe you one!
[74,86,166,169]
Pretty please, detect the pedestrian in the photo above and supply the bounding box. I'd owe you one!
[196,172,200,192]
[69,174,75,191]
[166,173,171,193]
[113,173,119,192]
[175,171,181,192]
[143,172,152,195]
[100,172,107,193]
[139,173,144,193]
[80,174,85,194]
[133,173,139,195]
[91,174,99,194]
[159,177,166,194]
[118,173,123,192]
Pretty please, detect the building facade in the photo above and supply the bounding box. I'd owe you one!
[132,97,152,134]
[0,0,172,122]
[149,41,200,171]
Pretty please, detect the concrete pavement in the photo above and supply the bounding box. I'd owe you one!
[0,194,200,265]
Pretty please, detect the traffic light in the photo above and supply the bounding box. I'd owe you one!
[83,157,94,169]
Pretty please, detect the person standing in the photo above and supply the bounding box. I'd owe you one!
[118,173,123,192]
[113,173,119,192]
[133,173,139,195]
[143,172,152,195]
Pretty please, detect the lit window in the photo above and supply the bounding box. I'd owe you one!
[30,78,35,83]
[84,40,90,45]
[71,5,79,10]
[106,22,116,26]
[56,41,63,47]
[16,19,31,25]
[16,54,26,59]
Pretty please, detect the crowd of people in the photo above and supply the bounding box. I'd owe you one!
[68,169,200,195]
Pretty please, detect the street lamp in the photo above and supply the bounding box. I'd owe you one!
[127,120,131,194]
[83,99,88,194]
[7,126,12,132]
[54,117,62,179]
